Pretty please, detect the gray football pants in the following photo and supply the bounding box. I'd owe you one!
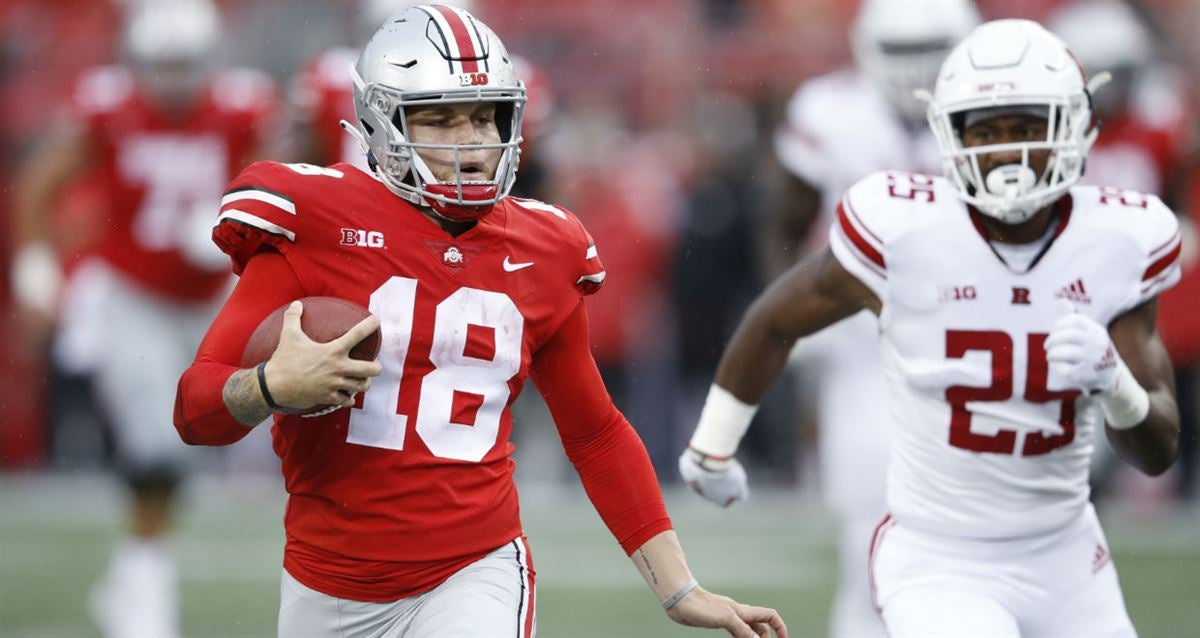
[278,539,535,638]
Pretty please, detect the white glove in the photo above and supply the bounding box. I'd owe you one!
[678,449,748,508]
[178,200,230,271]
[1044,312,1122,394]
[1044,308,1149,429]
[12,242,62,316]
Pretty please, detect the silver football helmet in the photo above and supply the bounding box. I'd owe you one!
[851,0,979,121]
[922,20,1105,224]
[350,4,525,221]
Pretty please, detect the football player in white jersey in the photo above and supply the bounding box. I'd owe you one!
[681,19,1180,637]
[763,2,976,636]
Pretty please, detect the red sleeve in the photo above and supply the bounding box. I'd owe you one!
[530,302,672,555]
[173,250,308,446]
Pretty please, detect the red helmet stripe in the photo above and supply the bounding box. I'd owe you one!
[433,5,479,73]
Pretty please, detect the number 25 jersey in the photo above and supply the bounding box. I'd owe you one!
[829,171,1182,539]
[212,161,606,599]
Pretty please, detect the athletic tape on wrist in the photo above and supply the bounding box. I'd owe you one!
[661,578,699,610]
[1100,363,1150,430]
[688,385,757,459]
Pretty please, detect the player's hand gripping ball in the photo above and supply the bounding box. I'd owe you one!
[242,297,382,416]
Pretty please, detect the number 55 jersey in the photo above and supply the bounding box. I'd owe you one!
[198,161,621,600]
[829,171,1182,539]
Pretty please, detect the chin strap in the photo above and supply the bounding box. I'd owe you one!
[1081,71,1112,152]
[339,119,370,157]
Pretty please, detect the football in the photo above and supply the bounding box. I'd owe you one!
[241,296,382,416]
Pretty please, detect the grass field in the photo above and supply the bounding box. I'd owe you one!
[2,473,1198,637]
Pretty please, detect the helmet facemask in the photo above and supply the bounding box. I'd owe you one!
[925,94,1097,224]
[921,20,1112,226]
[351,67,526,222]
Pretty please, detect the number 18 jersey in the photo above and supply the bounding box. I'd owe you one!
[212,161,606,600]
[829,171,1182,539]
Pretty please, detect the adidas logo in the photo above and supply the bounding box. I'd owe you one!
[1054,278,1091,304]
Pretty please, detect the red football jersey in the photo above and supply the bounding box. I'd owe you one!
[212,161,608,600]
[291,47,366,169]
[69,65,276,301]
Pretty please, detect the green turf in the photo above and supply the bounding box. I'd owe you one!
[1,476,1197,637]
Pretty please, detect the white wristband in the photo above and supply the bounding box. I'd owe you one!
[688,384,757,464]
[661,578,699,610]
[1100,363,1150,430]
[12,242,62,316]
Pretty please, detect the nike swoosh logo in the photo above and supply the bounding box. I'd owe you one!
[503,256,534,272]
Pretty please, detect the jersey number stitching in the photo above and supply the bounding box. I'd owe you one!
[346,276,524,462]
[945,330,1081,456]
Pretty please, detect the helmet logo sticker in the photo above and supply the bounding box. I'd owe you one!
[978,82,1015,93]
[459,72,490,87]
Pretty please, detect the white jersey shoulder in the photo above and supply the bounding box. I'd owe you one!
[72,65,136,115]
[1066,184,1182,310]
[776,71,941,194]
[828,171,961,297]
[315,47,358,89]
[776,71,881,186]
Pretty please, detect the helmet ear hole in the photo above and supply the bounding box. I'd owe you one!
[495,102,515,142]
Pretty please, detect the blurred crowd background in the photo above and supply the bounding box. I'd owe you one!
[3,0,1197,499]
[1,1,1198,636]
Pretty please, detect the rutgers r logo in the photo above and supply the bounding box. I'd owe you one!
[1012,287,1031,305]
[341,228,385,248]
[458,72,489,87]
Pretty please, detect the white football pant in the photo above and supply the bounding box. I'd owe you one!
[871,503,1135,638]
[278,538,536,638]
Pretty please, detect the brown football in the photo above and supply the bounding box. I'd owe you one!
[241,296,382,416]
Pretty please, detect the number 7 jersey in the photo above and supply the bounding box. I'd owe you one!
[829,171,1182,539]
[212,161,606,599]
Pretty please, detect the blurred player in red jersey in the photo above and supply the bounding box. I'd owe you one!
[10,1,277,636]
[174,5,786,638]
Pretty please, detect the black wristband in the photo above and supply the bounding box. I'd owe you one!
[256,362,281,410]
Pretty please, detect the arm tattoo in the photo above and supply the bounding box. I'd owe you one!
[637,549,659,586]
[222,368,273,427]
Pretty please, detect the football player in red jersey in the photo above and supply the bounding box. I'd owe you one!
[174,5,786,638]
[11,1,277,636]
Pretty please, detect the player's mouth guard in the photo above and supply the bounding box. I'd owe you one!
[985,164,1037,201]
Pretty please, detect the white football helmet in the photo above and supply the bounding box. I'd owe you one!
[123,0,219,103]
[1048,1,1153,75]
[350,4,525,221]
[851,0,980,121]
[1047,0,1154,115]
[924,20,1104,224]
